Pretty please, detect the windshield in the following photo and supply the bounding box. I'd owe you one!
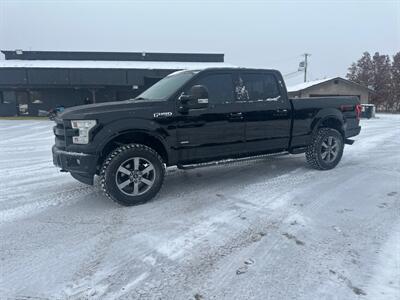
[135,71,197,101]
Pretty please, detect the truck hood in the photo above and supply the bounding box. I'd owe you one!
[59,100,164,120]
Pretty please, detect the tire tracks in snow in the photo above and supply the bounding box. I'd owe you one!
[95,168,325,298]
[58,164,311,299]
[104,129,399,299]
[0,184,96,224]
[62,207,132,299]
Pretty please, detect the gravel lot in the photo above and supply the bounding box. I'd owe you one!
[0,114,399,300]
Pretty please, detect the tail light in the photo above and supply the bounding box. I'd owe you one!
[355,104,362,120]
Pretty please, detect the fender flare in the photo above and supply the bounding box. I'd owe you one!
[310,109,345,136]
[93,119,171,161]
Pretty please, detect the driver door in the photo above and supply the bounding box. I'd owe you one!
[176,71,246,163]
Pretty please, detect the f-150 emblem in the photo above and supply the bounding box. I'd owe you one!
[154,112,173,118]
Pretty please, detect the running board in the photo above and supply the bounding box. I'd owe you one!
[289,147,307,154]
[177,152,289,170]
[345,139,355,145]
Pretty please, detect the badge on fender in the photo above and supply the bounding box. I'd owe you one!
[154,112,173,118]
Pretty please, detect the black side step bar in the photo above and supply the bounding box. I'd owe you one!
[177,152,289,170]
[289,147,307,154]
[345,139,355,145]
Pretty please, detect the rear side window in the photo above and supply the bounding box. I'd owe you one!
[189,73,234,104]
[235,73,281,102]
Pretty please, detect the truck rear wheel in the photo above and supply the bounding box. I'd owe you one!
[100,144,165,206]
[306,128,344,170]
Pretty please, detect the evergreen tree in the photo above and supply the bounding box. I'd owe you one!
[372,52,392,110]
[357,52,374,88]
[391,52,400,111]
[346,52,374,88]
[346,62,358,82]
[347,51,396,111]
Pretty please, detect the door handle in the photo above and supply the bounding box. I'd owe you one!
[229,112,244,119]
[276,109,288,113]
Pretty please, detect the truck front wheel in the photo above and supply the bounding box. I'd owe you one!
[306,128,344,170]
[100,144,165,206]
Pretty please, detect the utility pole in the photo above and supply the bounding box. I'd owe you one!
[302,53,311,82]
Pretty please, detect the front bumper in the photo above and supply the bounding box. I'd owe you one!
[52,145,98,185]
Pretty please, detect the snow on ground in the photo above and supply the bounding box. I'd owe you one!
[0,115,399,300]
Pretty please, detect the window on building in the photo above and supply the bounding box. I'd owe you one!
[16,91,29,115]
[189,73,234,104]
[2,91,17,104]
[30,91,43,104]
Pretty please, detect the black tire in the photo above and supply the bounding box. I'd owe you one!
[100,144,165,206]
[306,128,344,170]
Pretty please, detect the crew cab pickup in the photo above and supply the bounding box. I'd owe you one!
[53,68,361,206]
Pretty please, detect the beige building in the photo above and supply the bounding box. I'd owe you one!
[287,77,374,104]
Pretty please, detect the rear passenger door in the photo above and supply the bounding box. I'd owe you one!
[237,72,292,153]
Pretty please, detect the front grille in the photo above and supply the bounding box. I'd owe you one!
[53,118,75,149]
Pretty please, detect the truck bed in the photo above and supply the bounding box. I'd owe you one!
[289,96,361,149]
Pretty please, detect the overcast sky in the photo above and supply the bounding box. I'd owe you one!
[0,0,399,85]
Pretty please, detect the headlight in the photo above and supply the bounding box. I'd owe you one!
[71,120,96,144]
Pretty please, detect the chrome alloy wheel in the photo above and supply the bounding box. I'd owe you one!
[320,136,341,163]
[115,157,156,196]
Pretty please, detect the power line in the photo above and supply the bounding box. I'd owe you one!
[284,53,312,81]
[267,55,303,66]
[283,70,301,77]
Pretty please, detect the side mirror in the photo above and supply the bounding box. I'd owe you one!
[179,85,209,112]
[190,85,209,102]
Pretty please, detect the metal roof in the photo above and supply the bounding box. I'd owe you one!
[287,77,374,93]
[0,59,234,70]
[287,78,334,92]
[1,50,224,62]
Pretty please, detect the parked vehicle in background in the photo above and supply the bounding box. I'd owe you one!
[361,104,376,119]
[48,106,65,120]
[52,68,361,206]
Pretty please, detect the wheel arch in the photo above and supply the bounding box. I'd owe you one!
[97,130,169,170]
[311,110,345,138]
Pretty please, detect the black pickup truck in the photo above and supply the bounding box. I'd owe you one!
[53,68,361,206]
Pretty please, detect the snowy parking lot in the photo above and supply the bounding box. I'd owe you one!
[0,115,399,299]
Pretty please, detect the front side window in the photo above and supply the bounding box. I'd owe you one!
[235,73,281,102]
[136,71,197,101]
[188,73,234,104]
